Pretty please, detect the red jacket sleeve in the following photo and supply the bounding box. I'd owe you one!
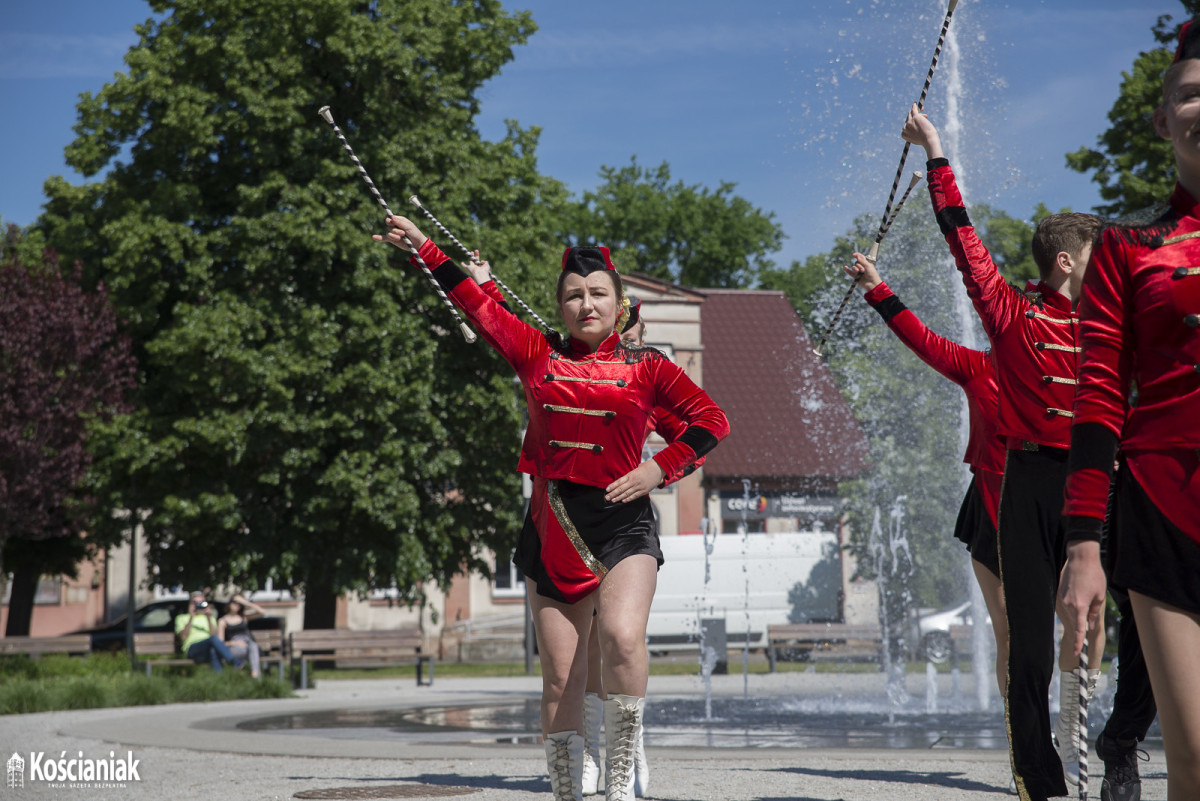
[410,239,544,374]
[649,407,707,487]
[926,159,1023,339]
[863,281,986,387]
[1063,227,1133,537]
[646,360,730,481]
[480,279,510,309]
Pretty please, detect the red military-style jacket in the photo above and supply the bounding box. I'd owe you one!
[412,240,729,488]
[927,158,1080,450]
[865,280,1004,526]
[476,278,704,486]
[1063,183,1200,543]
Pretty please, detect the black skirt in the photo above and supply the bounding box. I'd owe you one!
[953,476,1000,579]
[513,477,663,603]
[1112,466,1200,615]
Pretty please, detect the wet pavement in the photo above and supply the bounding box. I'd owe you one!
[0,670,1169,800]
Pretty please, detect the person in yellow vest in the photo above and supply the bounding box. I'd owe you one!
[174,590,242,672]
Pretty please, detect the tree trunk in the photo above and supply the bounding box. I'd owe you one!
[4,563,40,637]
[302,581,337,630]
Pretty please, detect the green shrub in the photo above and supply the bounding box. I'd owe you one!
[0,655,41,680]
[0,653,295,714]
[116,676,169,707]
[51,677,115,710]
[0,679,50,714]
[244,675,292,699]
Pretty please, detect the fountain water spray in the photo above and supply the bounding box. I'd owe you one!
[698,515,718,722]
[739,478,756,699]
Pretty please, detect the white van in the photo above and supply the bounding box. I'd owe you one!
[646,530,842,652]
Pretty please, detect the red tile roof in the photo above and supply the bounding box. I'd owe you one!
[698,289,869,482]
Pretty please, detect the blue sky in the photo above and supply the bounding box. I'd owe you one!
[0,0,1174,269]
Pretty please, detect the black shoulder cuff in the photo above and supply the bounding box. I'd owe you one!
[926,157,950,170]
[679,426,719,460]
[873,295,907,324]
[1067,422,1119,476]
[431,260,470,292]
[935,206,972,237]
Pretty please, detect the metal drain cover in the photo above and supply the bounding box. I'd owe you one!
[295,785,482,799]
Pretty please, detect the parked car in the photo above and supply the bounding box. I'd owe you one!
[916,600,989,663]
[73,599,282,652]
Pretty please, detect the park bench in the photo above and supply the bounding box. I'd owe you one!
[765,622,883,671]
[0,633,92,659]
[135,629,288,678]
[289,628,433,688]
[943,624,975,664]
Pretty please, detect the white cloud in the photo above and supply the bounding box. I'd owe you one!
[0,32,135,80]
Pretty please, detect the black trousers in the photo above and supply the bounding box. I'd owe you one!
[997,447,1069,801]
[1102,587,1157,744]
[1100,468,1157,745]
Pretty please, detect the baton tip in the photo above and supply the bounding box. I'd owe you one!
[460,323,478,344]
[317,106,333,124]
[812,347,824,357]
[408,195,421,206]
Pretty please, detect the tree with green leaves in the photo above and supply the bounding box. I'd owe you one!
[1066,6,1198,216]
[38,0,569,627]
[0,229,137,636]
[560,157,783,288]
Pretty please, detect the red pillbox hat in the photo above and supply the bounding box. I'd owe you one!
[561,246,616,275]
[1174,19,1200,63]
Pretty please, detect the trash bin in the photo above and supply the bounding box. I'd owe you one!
[699,617,728,675]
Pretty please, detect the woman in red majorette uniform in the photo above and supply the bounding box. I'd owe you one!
[1061,19,1200,800]
[376,217,729,801]
[841,254,1008,686]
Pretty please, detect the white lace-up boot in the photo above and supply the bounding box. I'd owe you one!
[1054,668,1100,786]
[604,695,644,801]
[545,730,584,801]
[581,693,604,796]
[633,711,649,798]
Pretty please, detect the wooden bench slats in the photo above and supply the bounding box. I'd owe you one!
[135,630,288,679]
[290,628,432,688]
[765,622,884,671]
[0,634,93,658]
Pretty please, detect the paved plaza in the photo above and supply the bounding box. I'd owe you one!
[0,670,1167,800]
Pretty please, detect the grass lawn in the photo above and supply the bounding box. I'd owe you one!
[0,652,294,715]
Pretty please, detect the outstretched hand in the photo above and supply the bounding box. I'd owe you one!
[373,215,428,252]
[1057,540,1107,657]
[900,103,945,160]
[842,252,882,292]
[461,250,493,284]
[605,460,666,504]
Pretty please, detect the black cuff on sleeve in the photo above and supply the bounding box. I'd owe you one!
[430,259,469,292]
[935,206,972,237]
[1065,514,1104,543]
[1067,422,1119,476]
[679,426,719,460]
[926,157,950,170]
[873,295,908,324]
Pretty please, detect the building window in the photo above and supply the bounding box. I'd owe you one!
[1,576,62,605]
[492,551,525,598]
[647,343,675,362]
[722,518,766,534]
